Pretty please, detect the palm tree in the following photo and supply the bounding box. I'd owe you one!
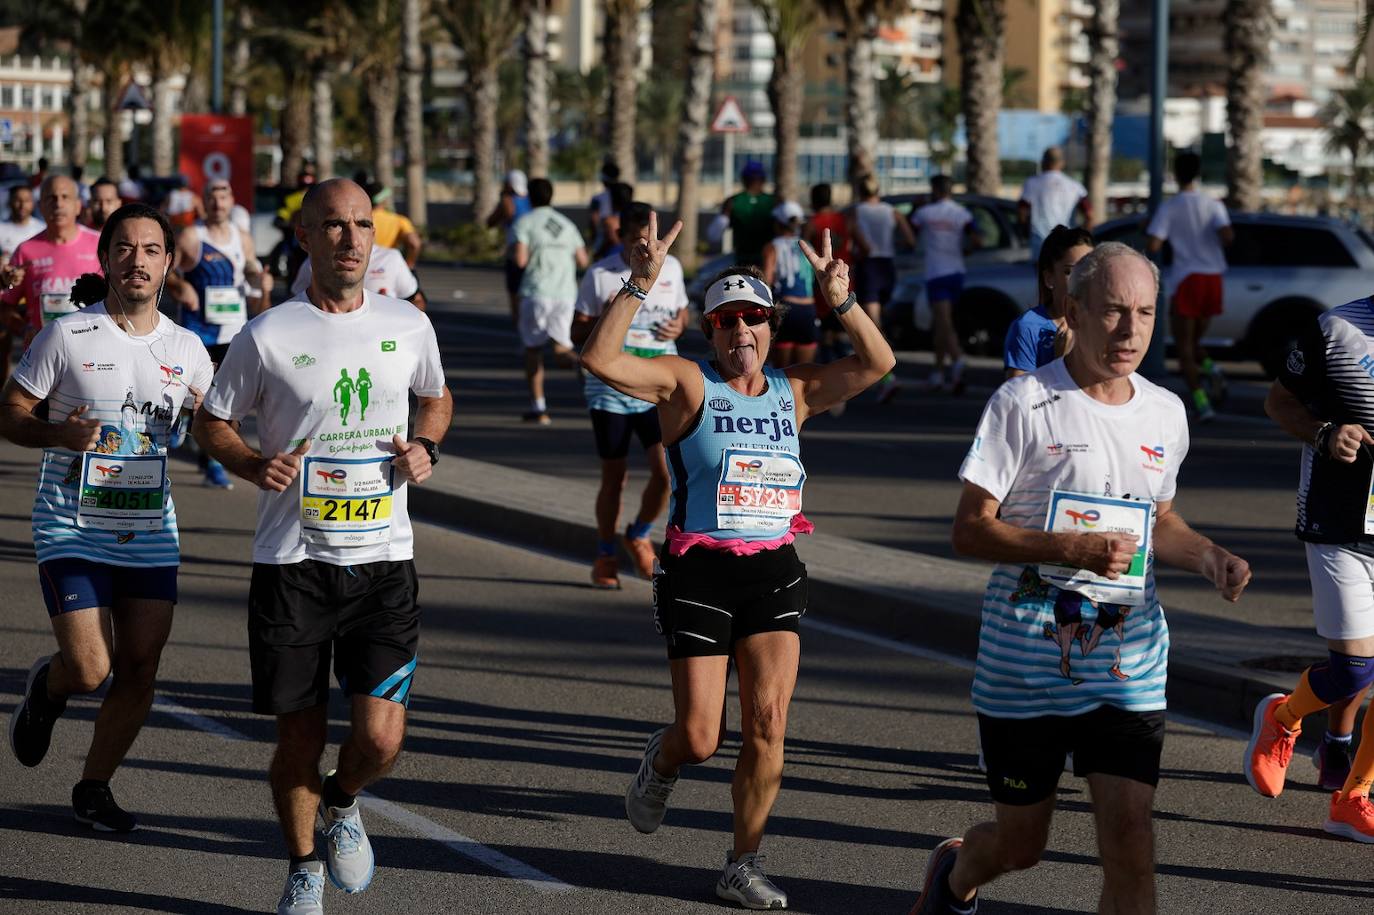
[16,0,94,168]
[604,0,641,182]
[954,0,1005,195]
[439,0,522,218]
[229,2,252,117]
[818,1,882,183]
[919,84,961,174]
[347,0,405,188]
[1083,0,1119,221]
[523,0,551,178]
[402,0,426,227]
[754,0,820,205]
[673,0,721,272]
[1223,0,1273,211]
[1323,79,1374,210]
[877,65,924,142]
[636,77,683,202]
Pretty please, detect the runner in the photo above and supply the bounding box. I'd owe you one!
[292,242,424,310]
[720,161,776,267]
[486,170,532,325]
[369,186,421,268]
[1146,151,1233,423]
[85,177,123,231]
[761,201,817,368]
[117,165,147,204]
[594,181,636,261]
[1018,147,1091,262]
[0,184,44,261]
[512,177,588,426]
[850,174,915,403]
[161,174,204,229]
[165,178,272,488]
[910,175,980,394]
[571,201,687,590]
[1003,225,1094,379]
[1242,301,1374,841]
[589,159,620,253]
[3,203,212,832]
[194,178,452,915]
[28,157,49,190]
[2,176,101,342]
[911,242,1251,914]
[584,215,895,910]
[803,184,853,398]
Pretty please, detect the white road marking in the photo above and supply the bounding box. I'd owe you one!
[153,696,251,742]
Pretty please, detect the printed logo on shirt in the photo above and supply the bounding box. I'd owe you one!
[159,364,184,385]
[1030,394,1061,411]
[331,366,374,426]
[778,397,793,413]
[1140,444,1166,473]
[381,340,396,352]
[81,362,95,372]
[1046,441,1091,456]
[1359,353,1374,380]
[292,353,317,368]
[1285,348,1304,376]
[709,397,735,412]
[70,325,98,335]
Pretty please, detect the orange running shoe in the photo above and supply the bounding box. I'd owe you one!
[591,555,620,590]
[1244,692,1299,798]
[622,532,656,580]
[1325,790,1374,843]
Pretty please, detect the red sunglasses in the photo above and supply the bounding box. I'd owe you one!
[706,306,772,330]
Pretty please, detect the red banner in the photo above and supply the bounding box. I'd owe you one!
[178,114,254,211]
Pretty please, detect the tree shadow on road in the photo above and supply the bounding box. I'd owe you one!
[0,876,261,914]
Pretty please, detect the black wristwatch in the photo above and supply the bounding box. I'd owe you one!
[413,436,439,465]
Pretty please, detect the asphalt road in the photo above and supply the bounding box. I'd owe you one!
[0,441,1369,914]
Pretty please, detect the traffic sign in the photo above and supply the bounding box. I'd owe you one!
[0,119,11,144]
[711,96,750,134]
[118,83,150,111]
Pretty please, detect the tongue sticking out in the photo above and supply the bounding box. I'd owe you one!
[730,343,758,374]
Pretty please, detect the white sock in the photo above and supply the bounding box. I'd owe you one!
[532,397,546,413]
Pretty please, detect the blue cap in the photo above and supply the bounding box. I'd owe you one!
[740,160,766,181]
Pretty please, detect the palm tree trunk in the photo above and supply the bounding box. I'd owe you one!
[842,9,880,184]
[956,0,1004,195]
[151,65,177,176]
[770,46,804,204]
[1084,0,1118,218]
[673,0,720,273]
[367,67,400,188]
[523,0,550,178]
[281,64,311,184]
[470,61,501,218]
[312,62,335,179]
[229,3,252,117]
[605,0,639,182]
[402,0,426,227]
[1224,0,1273,210]
[69,64,91,168]
[101,67,124,179]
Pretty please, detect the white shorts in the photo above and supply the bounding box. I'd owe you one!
[518,296,574,349]
[1305,543,1374,640]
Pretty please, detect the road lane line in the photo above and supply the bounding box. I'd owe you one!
[151,697,576,892]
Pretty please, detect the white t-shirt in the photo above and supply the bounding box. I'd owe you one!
[291,245,420,301]
[1146,189,1231,295]
[230,204,252,236]
[957,359,1189,718]
[12,303,213,567]
[912,199,974,280]
[854,202,897,258]
[574,252,687,414]
[0,216,44,257]
[202,291,446,566]
[1020,171,1087,240]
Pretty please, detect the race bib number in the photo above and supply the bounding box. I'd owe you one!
[1039,490,1152,606]
[41,292,77,323]
[624,326,669,358]
[715,448,805,534]
[75,452,166,531]
[300,456,394,547]
[203,286,246,325]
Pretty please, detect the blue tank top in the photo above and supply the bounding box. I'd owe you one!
[507,194,532,246]
[182,226,245,347]
[770,236,813,302]
[667,361,806,541]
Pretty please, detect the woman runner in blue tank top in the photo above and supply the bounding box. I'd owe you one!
[582,213,895,909]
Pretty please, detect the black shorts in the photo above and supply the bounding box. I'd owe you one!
[978,705,1166,805]
[590,408,662,460]
[248,559,420,715]
[653,543,807,659]
[504,259,525,295]
[776,302,818,345]
[855,257,896,306]
[207,343,231,366]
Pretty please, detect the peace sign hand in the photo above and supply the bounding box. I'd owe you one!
[799,229,851,311]
[624,211,684,291]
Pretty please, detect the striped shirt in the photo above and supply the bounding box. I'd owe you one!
[958,359,1188,718]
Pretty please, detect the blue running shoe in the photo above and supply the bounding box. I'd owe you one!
[277,862,325,915]
[204,459,234,490]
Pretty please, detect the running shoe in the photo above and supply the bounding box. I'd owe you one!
[1325,790,1374,844]
[1191,389,1215,423]
[950,360,967,397]
[318,780,374,893]
[204,458,234,489]
[521,411,552,426]
[876,374,903,404]
[716,850,788,910]
[9,657,65,767]
[623,529,656,580]
[625,727,677,833]
[72,781,138,832]
[1244,693,1299,798]
[909,837,977,914]
[591,555,621,590]
[277,862,326,915]
[1313,735,1355,791]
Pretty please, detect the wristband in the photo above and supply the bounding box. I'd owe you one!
[621,278,649,300]
[833,291,857,316]
[1314,421,1335,457]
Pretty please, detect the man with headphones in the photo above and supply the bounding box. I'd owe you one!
[1,203,212,833]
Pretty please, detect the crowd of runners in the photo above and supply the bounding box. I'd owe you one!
[0,145,1369,915]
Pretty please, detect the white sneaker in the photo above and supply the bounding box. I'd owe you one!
[716,850,788,910]
[277,862,325,915]
[625,727,677,833]
[318,779,374,893]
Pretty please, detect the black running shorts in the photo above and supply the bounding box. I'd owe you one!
[776,302,818,346]
[653,543,807,659]
[590,408,663,460]
[978,705,1166,805]
[248,559,420,715]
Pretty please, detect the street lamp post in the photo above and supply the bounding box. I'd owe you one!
[212,0,224,114]
[1142,0,1169,378]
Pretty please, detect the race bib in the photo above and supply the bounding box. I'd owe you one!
[41,292,77,323]
[1039,490,1152,606]
[715,448,805,534]
[75,452,166,531]
[300,456,394,546]
[203,286,246,325]
[624,326,669,358]
[1364,463,1374,536]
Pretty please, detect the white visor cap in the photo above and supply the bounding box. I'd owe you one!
[703,273,775,315]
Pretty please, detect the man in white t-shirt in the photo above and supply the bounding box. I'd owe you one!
[909,243,1250,915]
[2,204,212,833]
[1019,147,1091,263]
[911,175,981,394]
[1146,152,1233,423]
[195,179,452,915]
[292,243,424,309]
[0,184,44,262]
[571,202,687,589]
